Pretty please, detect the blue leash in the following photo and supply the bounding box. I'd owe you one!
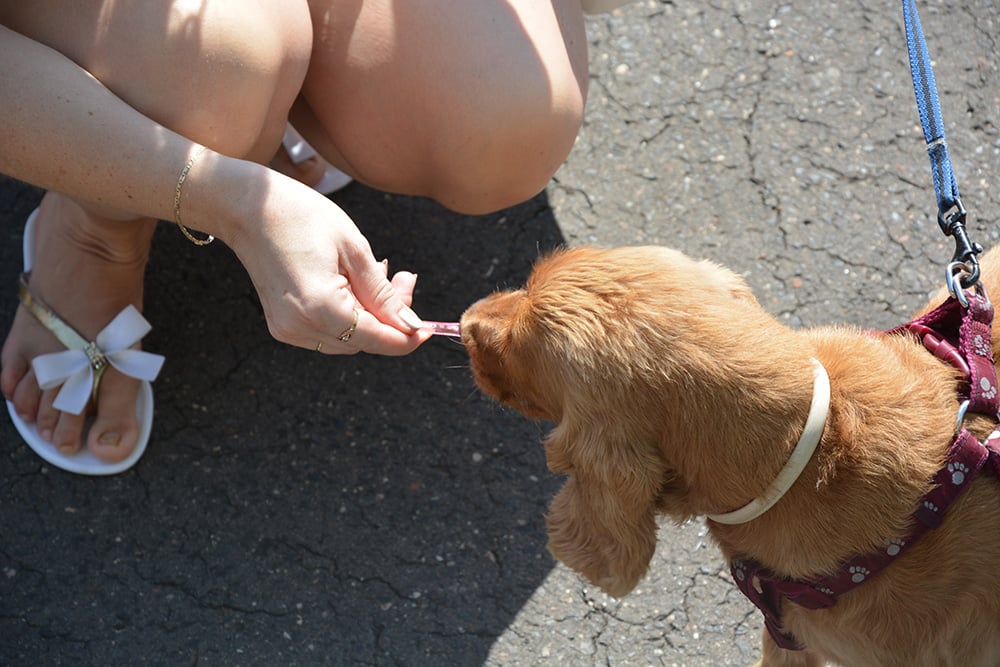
[902,0,982,289]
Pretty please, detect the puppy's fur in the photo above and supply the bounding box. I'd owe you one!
[460,245,1000,666]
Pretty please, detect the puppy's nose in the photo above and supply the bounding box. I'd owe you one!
[459,300,489,339]
[461,289,524,345]
[458,318,480,346]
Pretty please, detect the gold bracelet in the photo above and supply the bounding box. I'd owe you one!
[173,144,214,246]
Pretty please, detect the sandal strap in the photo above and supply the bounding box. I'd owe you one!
[18,273,107,371]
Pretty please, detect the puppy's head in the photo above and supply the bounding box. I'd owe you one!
[460,246,758,596]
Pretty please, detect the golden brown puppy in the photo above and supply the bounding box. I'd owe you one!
[460,245,1000,666]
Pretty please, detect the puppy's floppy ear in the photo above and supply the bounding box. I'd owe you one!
[544,419,664,598]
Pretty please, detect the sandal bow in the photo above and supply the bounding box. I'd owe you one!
[31,305,165,415]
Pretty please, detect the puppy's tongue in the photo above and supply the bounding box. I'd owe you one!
[422,321,461,338]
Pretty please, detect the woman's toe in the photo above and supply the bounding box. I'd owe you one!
[1,341,29,403]
[10,366,41,424]
[35,385,64,443]
[87,371,142,463]
[51,408,86,456]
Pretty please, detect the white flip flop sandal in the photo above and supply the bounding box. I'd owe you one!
[4,208,164,475]
[282,124,353,195]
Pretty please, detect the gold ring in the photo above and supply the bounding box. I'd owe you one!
[338,308,359,343]
[315,341,324,352]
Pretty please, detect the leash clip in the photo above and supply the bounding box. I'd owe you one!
[939,200,982,291]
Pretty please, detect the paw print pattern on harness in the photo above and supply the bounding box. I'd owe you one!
[885,538,905,556]
[979,376,997,401]
[973,334,992,358]
[849,566,870,584]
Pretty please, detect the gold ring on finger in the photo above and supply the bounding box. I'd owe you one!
[338,308,359,343]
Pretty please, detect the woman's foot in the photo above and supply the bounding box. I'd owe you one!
[269,125,353,194]
[1,193,157,464]
[270,142,329,187]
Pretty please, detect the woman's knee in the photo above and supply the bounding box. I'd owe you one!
[430,0,589,214]
[428,90,586,215]
[302,0,588,214]
[7,0,313,162]
[137,1,314,161]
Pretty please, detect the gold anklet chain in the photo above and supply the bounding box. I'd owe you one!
[173,144,214,246]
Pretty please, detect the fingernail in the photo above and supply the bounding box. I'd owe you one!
[398,306,423,330]
[98,431,122,447]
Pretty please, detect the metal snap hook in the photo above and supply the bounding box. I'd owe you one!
[946,262,972,308]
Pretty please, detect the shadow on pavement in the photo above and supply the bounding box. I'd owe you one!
[0,176,567,666]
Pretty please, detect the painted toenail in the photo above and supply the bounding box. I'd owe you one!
[57,443,76,454]
[98,431,122,447]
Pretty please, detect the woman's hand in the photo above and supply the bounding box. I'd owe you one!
[223,169,432,356]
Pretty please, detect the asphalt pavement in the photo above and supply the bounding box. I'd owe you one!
[2,1,998,665]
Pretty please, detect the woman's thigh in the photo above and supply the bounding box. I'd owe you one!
[299,0,589,213]
[1,0,312,162]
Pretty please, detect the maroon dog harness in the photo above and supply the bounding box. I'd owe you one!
[730,291,1000,650]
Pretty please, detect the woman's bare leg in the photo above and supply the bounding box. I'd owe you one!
[0,0,312,461]
[296,0,589,214]
[2,0,588,463]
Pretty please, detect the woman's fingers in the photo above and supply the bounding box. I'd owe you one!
[324,308,431,356]
[342,252,424,335]
[310,270,429,356]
